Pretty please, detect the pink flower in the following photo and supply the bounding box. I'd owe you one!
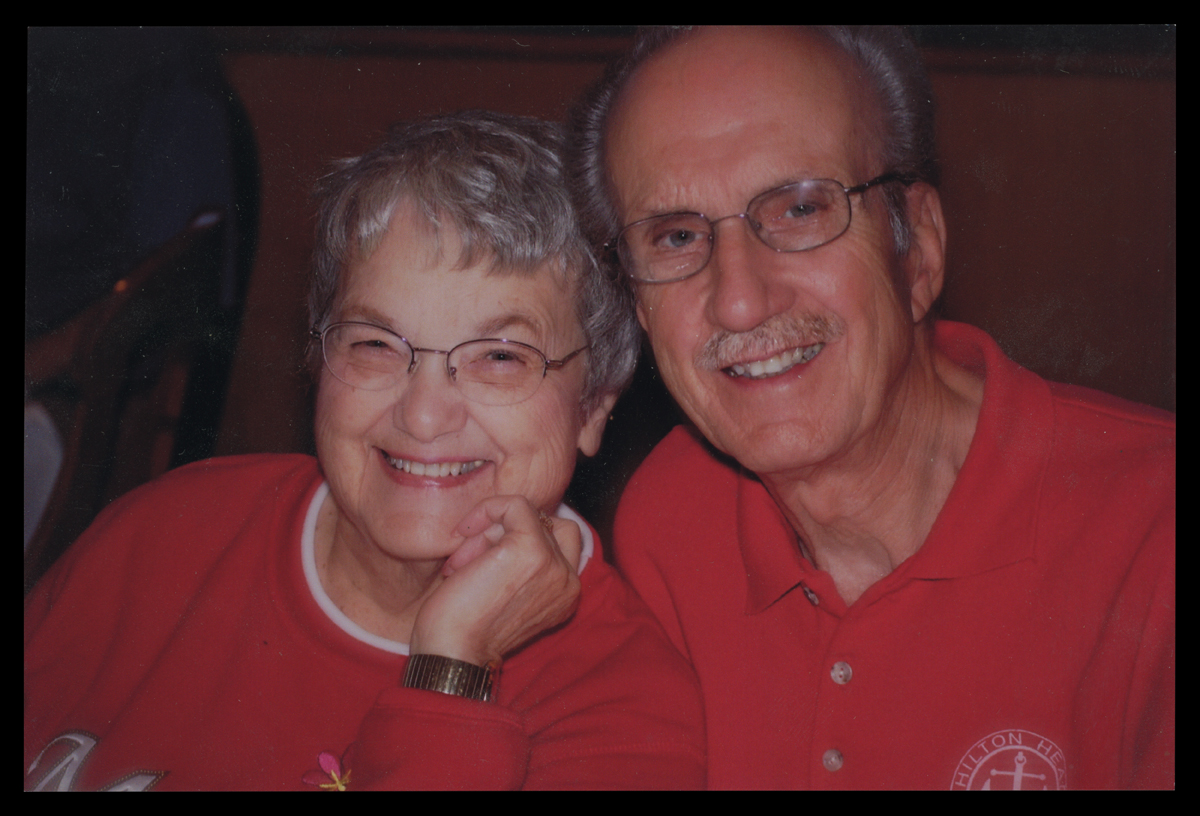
[302,743,357,790]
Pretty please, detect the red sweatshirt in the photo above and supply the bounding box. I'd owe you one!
[615,321,1174,789]
[25,455,705,790]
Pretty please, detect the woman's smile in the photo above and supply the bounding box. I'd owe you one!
[378,448,490,481]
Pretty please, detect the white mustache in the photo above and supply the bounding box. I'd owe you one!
[696,313,844,371]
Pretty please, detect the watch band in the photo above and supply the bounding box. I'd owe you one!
[403,653,498,702]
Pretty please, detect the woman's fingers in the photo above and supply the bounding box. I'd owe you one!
[541,513,583,573]
[410,497,582,665]
[447,498,581,574]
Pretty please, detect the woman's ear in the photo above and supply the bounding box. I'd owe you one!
[577,391,620,458]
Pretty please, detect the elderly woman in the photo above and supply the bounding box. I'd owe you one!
[24,112,704,790]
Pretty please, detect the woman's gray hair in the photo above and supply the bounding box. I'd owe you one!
[566,26,939,276]
[310,110,639,413]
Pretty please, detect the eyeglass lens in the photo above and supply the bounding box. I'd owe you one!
[619,179,853,283]
[321,323,546,405]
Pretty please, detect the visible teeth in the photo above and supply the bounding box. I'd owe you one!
[383,454,486,477]
[728,343,823,379]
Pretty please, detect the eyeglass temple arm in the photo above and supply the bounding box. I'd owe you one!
[543,346,589,371]
[846,172,920,195]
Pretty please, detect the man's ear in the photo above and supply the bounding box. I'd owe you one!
[903,183,947,324]
[577,391,620,458]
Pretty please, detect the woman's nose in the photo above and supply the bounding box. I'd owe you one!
[393,351,468,441]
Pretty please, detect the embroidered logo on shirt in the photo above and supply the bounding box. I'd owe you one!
[951,730,1067,790]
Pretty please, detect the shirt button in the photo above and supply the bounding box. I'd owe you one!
[830,661,853,685]
[822,749,844,772]
[802,585,820,606]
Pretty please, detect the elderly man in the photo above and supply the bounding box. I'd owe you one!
[568,26,1174,789]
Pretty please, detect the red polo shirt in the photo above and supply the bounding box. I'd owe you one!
[615,321,1174,789]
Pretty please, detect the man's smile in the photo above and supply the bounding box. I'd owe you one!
[725,342,824,379]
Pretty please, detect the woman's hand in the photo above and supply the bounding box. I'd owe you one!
[407,496,582,667]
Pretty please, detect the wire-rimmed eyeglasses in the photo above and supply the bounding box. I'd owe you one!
[312,322,588,406]
[611,172,915,284]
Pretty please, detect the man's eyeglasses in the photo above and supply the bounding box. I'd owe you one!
[312,322,588,406]
[611,173,914,284]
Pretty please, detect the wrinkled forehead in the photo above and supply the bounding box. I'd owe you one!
[351,196,573,291]
[607,27,881,218]
[334,199,585,344]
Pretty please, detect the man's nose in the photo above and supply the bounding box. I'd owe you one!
[393,352,468,441]
[705,216,794,333]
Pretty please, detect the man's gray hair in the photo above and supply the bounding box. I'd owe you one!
[567,26,939,280]
[310,110,639,413]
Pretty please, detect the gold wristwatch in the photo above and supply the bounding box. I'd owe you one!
[403,653,498,702]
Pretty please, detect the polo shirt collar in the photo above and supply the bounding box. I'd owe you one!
[909,322,1052,579]
[737,469,809,613]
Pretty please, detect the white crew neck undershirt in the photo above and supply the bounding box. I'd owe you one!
[300,482,593,655]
